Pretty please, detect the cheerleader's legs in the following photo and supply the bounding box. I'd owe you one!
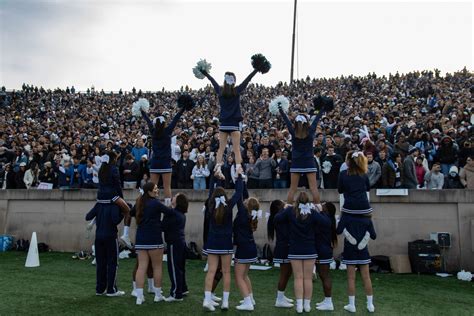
[359,264,373,295]
[306,172,321,204]
[316,263,332,297]
[290,260,304,299]
[287,173,301,204]
[215,132,228,168]
[235,263,250,297]
[346,265,357,296]
[150,173,172,205]
[115,198,132,248]
[277,263,292,291]
[230,131,243,166]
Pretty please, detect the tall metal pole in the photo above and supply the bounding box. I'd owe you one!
[290,0,297,84]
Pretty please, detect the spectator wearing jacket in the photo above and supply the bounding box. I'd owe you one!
[254,148,276,189]
[436,136,458,176]
[403,146,419,189]
[273,148,289,189]
[321,146,343,189]
[425,163,444,190]
[24,161,40,189]
[366,152,381,189]
[39,161,57,188]
[191,155,210,190]
[131,139,149,162]
[381,153,404,188]
[415,157,427,188]
[122,154,139,189]
[460,156,474,189]
[176,150,194,189]
[443,166,464,189]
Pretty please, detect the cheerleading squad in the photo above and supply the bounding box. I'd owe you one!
[85,55,376,313]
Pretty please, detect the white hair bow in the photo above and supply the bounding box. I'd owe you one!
[251,210,263,220]
[101,154,110,163]
[215,196,227,208]
[351,151,362,158]
[296,115,307,123]
[139,188,144,196]
[299,203,313,215]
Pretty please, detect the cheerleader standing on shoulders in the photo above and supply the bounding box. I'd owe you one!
[276,192,327,314]
[233,193,261,311]
[194,54,270,178]
[132,182,175,305]
[274,95,333,204]
[314,202,337,311]
[267,199,294,308]
[336,150,376,313]
[162,192,190,302]
[202,171,244,312]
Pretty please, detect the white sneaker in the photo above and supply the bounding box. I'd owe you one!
[344,304,356,313]
[91,258,96,265]
[275,299,293,308]
[165,296,183,302]
[131,289,137,297]
[284,296,294,303]
[154,294,165,302]
[221,301,229,310]
[106,290,125,297]
[183,290,189,296]
[203,299,216,312]
[239,298,256,305]
[95,291,106,296]
[316,300,324,306]
[316,302,334,311]
[136,296,145,305]
[303,303,311,312]
[367,303,375,313]
[296,305,303,313]
[120,235,132,249]
[236,302,254,311]
[211,300,219,307]
[211,294,222,302]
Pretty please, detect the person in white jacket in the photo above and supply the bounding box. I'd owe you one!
[191,155,210,190]
[23,162,40,189]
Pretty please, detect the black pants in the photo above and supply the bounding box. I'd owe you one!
[259,178,273,189]
[166,242,187,299]
[95,238,118,294]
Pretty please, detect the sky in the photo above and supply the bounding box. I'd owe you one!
[0,0,472,91]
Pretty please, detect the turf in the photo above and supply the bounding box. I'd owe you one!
[0,252,472,315]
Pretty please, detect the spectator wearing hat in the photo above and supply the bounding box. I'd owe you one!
[443,166,464,189]
[366,152,381,189]
[424,163,444,190]
[403,146,419,189]
[436,136,458,176]
[459,156,474,189]
[15,162,27,189]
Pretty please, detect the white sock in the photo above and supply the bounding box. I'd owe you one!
[303,299,311,306]
[244,296,252,305]
[132,281,136,290]
[367,295,373,305]
[147,278,154,289]
[296,299,303,308]
[205,291,212,301]
[154,287,162,296]
[324,297,332,304]
[277,290,285,301]
[123,226,129,236]
[349,296,355,306]
[223,291,230,304]
[136,288,144,298]
[164,198,171,206]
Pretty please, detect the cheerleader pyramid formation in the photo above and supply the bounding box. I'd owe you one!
[86,54,377,313]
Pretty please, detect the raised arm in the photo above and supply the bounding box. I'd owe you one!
[309,109,326,133]
[111,166,123,198]
[141,110,154,132]
[203,71,221,94]
[166,108,185,133]
[229,177,244,207]
[155,199,174,216]
[279,108,295,135]
[237,69,258,94]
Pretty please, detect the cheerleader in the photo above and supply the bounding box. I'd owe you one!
[196,55,270,178]
[85,195,125,296]
[233,195,260,311]
[132,182,174,305]
[314,202,337,311]
[162,193,189,302]
[336,150,376,313]
[277,98,330,204]
[267,200,294,308]
[140,97,189,206]
[202,171,244,312]
[95,151,132,248]
[275,192,327,313]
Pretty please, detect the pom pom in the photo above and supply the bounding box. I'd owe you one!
[312,95,334,113]
[269,95,290,115]
[251,53,271,74]
[131,98,150,117]
[177,94,195,111]
[193,59,212,79]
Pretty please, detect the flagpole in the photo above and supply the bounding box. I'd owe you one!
[290,0,297,84]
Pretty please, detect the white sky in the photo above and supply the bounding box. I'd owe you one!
[0,0,472,91]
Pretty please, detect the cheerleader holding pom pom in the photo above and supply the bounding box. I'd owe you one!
[194,54,270,179]
[336,150,377,313]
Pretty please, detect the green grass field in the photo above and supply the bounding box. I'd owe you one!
[0,252,472,315]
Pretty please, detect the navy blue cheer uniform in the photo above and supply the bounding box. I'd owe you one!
[203,177,243,255]
[280,109,325,173]
[276,206,327,260]
[272,209,291,264]
[142,109,183,174]
[162,208,187,299]
[86,203,123,295]
[233,199,258,264]
[338,170,372,214]
[96,165,123,203]
[131,199,173,250]
[336,213,376,265]
[205,71,256,132]
[315,211,334,264]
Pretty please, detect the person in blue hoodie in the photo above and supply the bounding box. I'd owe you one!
[162,192,189,302]
[56,160,74,189]
[202,171,244,312]
[85,194,125,297]
[337,150,377,313]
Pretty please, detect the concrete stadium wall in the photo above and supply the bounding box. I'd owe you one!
[1,189,473,271]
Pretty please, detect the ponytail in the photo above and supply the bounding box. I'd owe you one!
[247,198,260,232]
[135,182,155,225]
[210,187,227,225]
[293,191,311,221]
[267,199,285,241]
[346,150,368,176]
[98,151,117,183]
[323,202,338,248]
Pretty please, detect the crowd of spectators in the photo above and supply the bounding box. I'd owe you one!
[1,68,473,191]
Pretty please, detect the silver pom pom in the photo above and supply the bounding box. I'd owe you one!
[269,95,290,115]
[193,59,212,79]
[132,98,150,117]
